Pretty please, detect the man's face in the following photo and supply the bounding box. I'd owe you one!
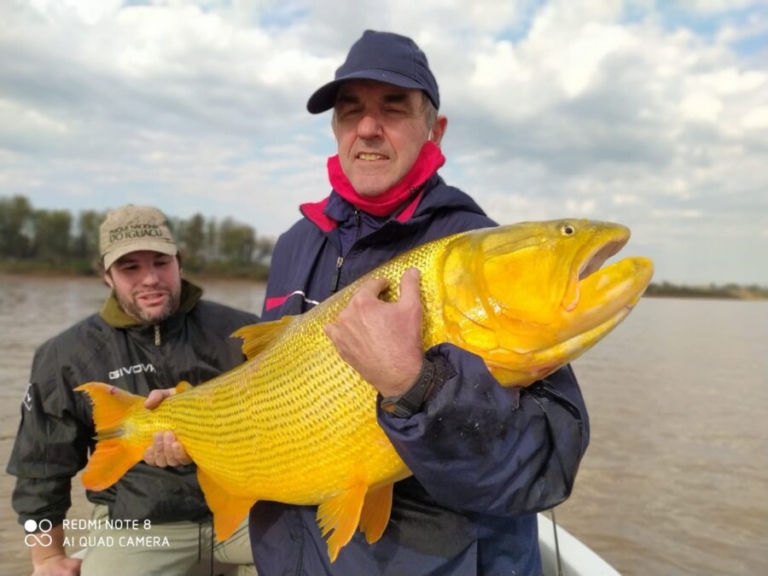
[332,80,444,197]
[104,251,181,325]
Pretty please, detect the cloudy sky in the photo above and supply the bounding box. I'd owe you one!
[1,0,766,285]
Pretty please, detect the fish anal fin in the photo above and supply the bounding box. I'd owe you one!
[358,484,393,544]
[231,316,295,360]
[75,382,147,491]
[316,482,367,563]
[196,468,254,542]
[174,381,193,394]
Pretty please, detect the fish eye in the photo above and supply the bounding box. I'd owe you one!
[561,223,575,236]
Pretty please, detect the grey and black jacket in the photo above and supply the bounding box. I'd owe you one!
[6,280,259,528]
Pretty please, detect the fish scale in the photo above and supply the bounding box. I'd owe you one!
[76,219,653,562]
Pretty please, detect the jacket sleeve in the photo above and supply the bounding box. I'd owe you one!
[378,343,589,516]
[6,341,91,527]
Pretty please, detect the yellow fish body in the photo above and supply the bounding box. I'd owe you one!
[77,219,653,561]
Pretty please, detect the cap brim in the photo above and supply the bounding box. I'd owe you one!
[307,69,428,114]
[104,241,178,271]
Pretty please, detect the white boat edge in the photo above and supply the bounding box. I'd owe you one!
[539,512,622,576]
[71,513,621,575]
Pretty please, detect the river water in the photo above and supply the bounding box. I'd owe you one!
[1,275,766,575]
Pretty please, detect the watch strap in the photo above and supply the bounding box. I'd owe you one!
[380,358,436,418]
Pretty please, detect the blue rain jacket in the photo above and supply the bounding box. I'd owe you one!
[249,175,590,576]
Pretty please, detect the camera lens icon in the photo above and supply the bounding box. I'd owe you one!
[24,519,53,547]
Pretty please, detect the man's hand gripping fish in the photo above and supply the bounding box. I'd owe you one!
[76,219,654,562]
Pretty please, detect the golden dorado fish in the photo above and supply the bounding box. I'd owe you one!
[76,219,653,562]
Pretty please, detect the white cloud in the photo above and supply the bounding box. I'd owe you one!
[0,0,766,285]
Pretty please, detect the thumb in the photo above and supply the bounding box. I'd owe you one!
[355,277,391,300]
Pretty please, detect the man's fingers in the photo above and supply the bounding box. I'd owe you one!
[144,388,174,410]
[143,446,157,466]
[399,268,422,305]
[171,441,193,465]
[144,431,191,466]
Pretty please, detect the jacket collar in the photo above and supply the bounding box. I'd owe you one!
[326,141,445,217]
[300,142,446,231]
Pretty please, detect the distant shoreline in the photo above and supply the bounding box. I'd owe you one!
[2,270,765,301]
[0,269,266,286]
[644,283,768,301]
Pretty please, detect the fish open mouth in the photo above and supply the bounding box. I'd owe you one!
[578,237,628,281]
[562,227,631,312]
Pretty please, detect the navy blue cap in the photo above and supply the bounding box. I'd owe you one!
[307,30,440,114]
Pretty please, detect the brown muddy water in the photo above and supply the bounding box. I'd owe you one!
[1,275,767,575]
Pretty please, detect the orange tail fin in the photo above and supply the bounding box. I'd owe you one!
[75,383,147,491]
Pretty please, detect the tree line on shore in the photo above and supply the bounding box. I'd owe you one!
[0,195,273,279]
[2,195,767,299]
[645,281,768,300]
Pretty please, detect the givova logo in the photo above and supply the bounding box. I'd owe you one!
[24,519,53,547]
[109,363,156,380]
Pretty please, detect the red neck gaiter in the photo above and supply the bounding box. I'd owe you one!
[326,141,446,217]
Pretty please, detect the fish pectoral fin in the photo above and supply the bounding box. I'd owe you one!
[358,484,393,544]
[174,381,193,394]
[75,383,147,491]
[231,316,296,360]
[196,468,254,542]
[485,364,536,387]
[316,482,368,563]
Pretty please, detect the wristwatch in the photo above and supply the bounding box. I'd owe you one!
[380,358,436,418]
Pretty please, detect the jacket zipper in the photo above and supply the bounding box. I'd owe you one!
[330,256,344,294]
[354,209,362,242]
[330,209,362,294]
[154,325,161,346]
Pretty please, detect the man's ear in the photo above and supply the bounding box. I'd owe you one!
[103,270,114,289]
[430,115,448,147]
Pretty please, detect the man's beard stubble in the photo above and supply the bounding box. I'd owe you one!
[118,288,180,325]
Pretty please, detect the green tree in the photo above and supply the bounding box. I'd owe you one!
[219,218,256,265]
[180,213,206,262]
[31,209,72,264]
[0,195,33,259]
[205,219,218,261]
[70,209,103,273]
[72,210,102,258]
[253,236,275,265]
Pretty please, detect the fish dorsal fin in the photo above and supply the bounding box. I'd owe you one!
[231,317,296,360]
[196,468,255,542]
[316,482,367,562]
[358,484,393,544]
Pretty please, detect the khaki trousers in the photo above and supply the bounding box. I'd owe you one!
[79,505,256,576]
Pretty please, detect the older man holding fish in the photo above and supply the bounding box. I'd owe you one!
[144,30,594,576]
